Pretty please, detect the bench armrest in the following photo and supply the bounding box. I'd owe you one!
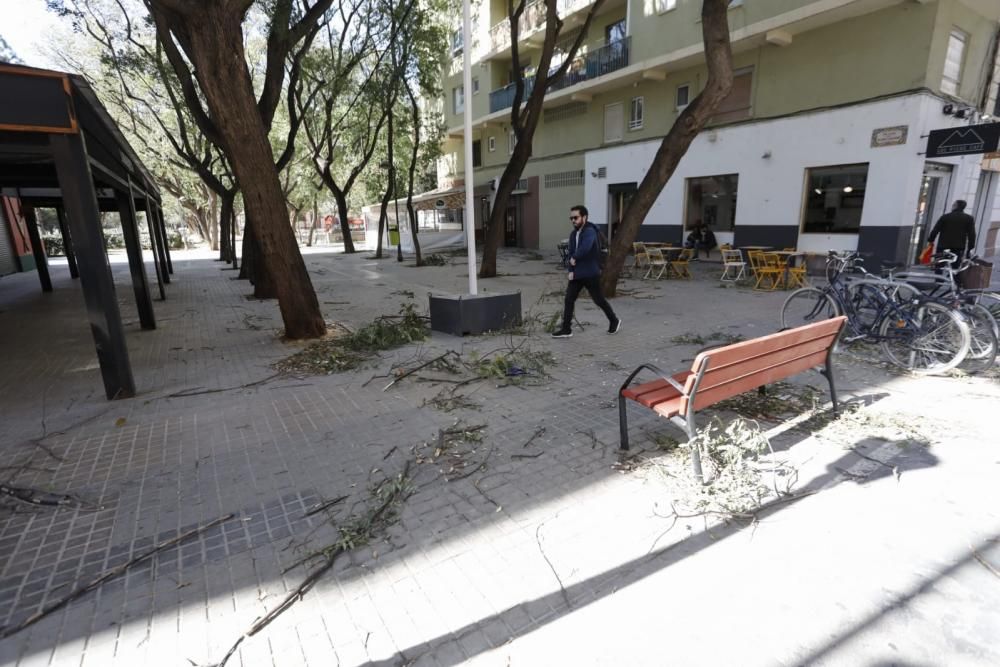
[619,363,688,396]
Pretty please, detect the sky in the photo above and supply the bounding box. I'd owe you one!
[0,0,64,68]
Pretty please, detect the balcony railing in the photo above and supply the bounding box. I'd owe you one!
[488,0,596,54]
[488,38,630,114]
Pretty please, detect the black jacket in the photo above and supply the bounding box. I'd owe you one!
[928,211,975,251]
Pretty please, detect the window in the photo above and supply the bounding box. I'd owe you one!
[801,163,869,234]
[508,130,517,154]
[488,136,496,152]
[451,30,463,56]
[604,102,624,143]
[452,86,464,115]
[676,84,690,110]
[605,19,626,46]
[655,0,676,13]
[686,174,738,232]
[712,66,753,122]
[941,29,967,96]
[472,77,479,94]
[629,96,644,130]
[472,140,482,168]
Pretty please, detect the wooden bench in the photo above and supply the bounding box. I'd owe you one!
[618,316,847,482]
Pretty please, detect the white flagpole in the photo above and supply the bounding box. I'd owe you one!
[461,0,478,294]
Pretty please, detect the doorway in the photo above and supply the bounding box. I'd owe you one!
[607,182,637,242]
[910,163,952,262]
[504,201,519,247]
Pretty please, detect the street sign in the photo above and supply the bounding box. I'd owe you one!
[926,122,1000,158]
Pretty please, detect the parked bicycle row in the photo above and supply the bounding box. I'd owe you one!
[780,250,998,376]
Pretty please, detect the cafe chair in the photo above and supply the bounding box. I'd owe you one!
[670,248,693,280]
[644,248,668,280]
[720,248,746,283]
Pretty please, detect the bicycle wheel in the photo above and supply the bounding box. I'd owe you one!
[879,300,970,375]
[957,303,998,374]
[781,288,839,330]
[843,280,915,332]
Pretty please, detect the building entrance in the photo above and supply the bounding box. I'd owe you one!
[910,163,952,262]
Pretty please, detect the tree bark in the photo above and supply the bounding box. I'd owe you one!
[479,0,606,277]
[600,0,733,296]
[376,108,396,261]
[404,74,422,266]
[149,2,324,338]
[219,190,235,262]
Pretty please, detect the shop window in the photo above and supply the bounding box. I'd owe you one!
[686,174,738,232]
[941,28,967,96]
[801,163,869,234]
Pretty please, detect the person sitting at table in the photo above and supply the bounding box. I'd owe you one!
[684,221,717,260]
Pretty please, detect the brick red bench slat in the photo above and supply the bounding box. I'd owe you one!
[618,316,847,482]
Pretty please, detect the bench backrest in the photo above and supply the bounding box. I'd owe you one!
[681,316,846,414]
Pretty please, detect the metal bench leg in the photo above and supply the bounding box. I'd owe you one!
[619,394,630,451]
[685,420,704,485]
[822,366,839,416]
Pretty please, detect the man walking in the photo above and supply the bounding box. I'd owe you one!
[928,199,976,266]
[552,205,621,338]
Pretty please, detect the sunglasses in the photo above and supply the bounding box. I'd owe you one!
[569,215,581,221]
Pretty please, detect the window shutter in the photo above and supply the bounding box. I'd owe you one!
[604,102,624,143]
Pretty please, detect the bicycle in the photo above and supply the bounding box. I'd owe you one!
[781,251,970,375]
[886,252,997,374]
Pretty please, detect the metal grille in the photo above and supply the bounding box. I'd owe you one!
[544,102,588,123]
[544,170,585,188]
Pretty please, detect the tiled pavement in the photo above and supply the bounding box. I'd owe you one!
[1,247,998,666]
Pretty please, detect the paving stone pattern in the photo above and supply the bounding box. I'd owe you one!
[1,248,998,667]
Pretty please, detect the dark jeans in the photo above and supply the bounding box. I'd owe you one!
[685,241,713,258]
[562,275,617,330]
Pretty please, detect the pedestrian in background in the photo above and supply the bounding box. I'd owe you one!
[928,200,976,267]
[552,205,621,339]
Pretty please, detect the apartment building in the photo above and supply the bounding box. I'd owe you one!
[436,0,1000,266]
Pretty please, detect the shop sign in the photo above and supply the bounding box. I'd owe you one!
[871,125,908,148]
[926,123,1000,158]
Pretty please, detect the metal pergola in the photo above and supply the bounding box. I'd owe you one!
[0,63,172,400]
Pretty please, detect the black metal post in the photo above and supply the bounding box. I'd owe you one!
[155,205,173,275]
[116,183,156,330]
[142,197,166,301]
[22,204,52,293]
[55,207,79,279]
[151,205,170,283]
[50,133,135,400]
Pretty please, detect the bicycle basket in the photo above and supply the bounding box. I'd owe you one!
[960,259,993,290]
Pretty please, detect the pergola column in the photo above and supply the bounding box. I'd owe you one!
[50,132,135,400]
[55,207,79,278]
[156,204,173,274]
[117,182,155,330]
[143,196,166,299]
[21,205,52,293]
[150,204,171,279]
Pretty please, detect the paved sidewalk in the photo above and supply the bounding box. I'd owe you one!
[0,247,998,667]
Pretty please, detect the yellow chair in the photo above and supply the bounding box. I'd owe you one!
[633,242,649,270]
[749,251,781,290]
[644,248,667,279]
[787,254,809,288]
[670,248,693,280]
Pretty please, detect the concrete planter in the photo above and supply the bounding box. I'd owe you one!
[428,292,522,336]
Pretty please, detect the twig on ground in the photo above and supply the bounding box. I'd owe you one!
[303,495,349,518]
[521,426,546,448]
[166,373,280,398]
[536,520,572,610]
[383,351,460,391]
[972,548,1000,579]
[0,484,85,509]
[0,514,234,639]
[511,452,543,460]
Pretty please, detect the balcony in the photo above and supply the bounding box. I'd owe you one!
[487,0,596,56]
[488,37,630,114]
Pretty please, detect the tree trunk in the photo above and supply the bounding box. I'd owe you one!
[155,5,324,338]
[332,191,354,254]
[219,191,235,263]
[405,77,422,266]
[600,0,733,296]
[479,0,606,277]
[376,109,396,260]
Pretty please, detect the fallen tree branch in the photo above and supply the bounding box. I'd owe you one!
[0,484,81,508]
[165,374,281,398]
[0,513,234,639]
[521,426,546,448]
[383,351,460,391]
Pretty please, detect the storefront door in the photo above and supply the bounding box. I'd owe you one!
[910,163,952,262]
[607,182,637,241]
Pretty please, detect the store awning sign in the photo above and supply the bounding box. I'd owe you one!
[926,123,1000,158]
